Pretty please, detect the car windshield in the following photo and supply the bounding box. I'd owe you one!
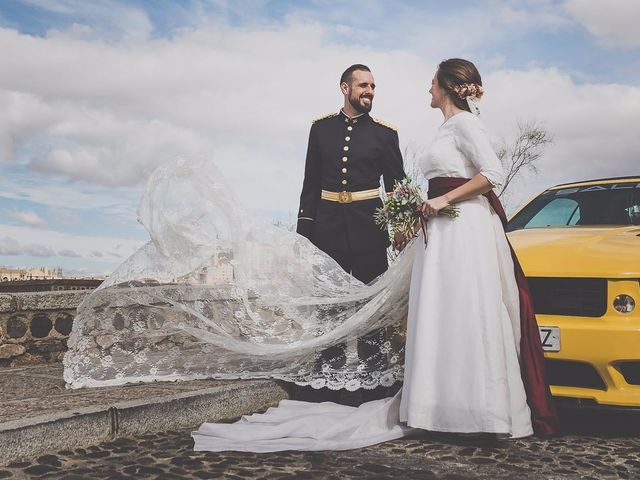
[506,181,640,232]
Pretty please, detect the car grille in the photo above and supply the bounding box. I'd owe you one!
[619,362,640,385]
[545,359,606,390]
[527,277,607,317]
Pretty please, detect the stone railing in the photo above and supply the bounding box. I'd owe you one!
[0,291,91,366]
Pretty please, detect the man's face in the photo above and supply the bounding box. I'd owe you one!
[343,70,375,113]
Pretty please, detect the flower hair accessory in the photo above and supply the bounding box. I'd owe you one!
[453,83,484,100]
[453,83,484,116]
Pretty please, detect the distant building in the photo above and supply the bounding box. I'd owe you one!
[0,278,103,293]
[199,264,234,284]
[0,266,105,292]
[0,266,65,282]
[178,248,234,285]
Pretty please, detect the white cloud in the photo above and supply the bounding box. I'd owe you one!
[18,0,153,42]
[564,0,640,48]
[0,236,56,256]
[0,169,141,220]
[1,3,639,276]
[0,21,439,215]
[481,67,640,209]
[48,206,80,225]
[17,0,80,15]
[499,1,570,29]
[0,223,143,264]
[58,248,81,257]
[3,209,47,228]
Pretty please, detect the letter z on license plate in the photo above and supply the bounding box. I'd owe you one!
[538,326,560,352]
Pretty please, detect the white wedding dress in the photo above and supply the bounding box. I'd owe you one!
[192,112,533,452]
[399,112,532,438]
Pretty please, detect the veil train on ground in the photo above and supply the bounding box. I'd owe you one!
[63,157,414,392]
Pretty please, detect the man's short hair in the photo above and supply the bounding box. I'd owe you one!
[340,64,371,85]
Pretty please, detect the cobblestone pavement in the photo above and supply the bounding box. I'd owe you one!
[2,408,639,479]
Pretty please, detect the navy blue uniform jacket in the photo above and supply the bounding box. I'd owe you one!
[296,110,405,253]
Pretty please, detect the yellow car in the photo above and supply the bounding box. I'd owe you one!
[506,176,640,408]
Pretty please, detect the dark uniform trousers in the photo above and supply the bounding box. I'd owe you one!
[293,110,406,404]
[325,249,388,285]
[319,248,388,381]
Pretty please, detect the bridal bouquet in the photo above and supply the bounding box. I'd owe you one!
[374,177,459,241]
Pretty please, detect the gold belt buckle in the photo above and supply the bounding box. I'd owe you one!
[338,191,353,203]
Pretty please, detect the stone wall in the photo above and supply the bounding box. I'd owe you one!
[0,291,90,367]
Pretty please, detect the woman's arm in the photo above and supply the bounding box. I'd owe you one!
[421,114,503,217]
[419,173,492,216]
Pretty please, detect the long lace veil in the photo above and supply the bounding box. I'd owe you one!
[63,157,415,390]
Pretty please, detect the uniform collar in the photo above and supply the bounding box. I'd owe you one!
[339,109,370,124]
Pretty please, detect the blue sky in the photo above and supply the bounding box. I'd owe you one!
[1,0,639,275]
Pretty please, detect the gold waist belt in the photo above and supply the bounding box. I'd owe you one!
[321,188,380,204]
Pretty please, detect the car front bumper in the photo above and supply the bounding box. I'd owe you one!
[539,279,640,407]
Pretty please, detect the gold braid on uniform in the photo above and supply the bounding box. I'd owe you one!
[372,117,398,131]
[312,112,338,123]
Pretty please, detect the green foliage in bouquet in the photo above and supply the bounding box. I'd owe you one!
[374,177,459,241]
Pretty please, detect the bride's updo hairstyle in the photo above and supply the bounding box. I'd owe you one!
[436,58,482,113]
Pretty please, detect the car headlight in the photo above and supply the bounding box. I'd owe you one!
[613,294,635,313]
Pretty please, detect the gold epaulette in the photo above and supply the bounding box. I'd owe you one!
[372,117,398,131]
[312,112,338,123]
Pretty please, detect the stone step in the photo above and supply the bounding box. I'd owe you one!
[0,364,288,465]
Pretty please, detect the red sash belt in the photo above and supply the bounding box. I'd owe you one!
[428,176,559,436]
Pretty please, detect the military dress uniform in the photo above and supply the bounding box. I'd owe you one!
[296,110,405,282]
[295,110,405,403]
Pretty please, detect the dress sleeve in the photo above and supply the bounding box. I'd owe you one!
[454,114,505,188]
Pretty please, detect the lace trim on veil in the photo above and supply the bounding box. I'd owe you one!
[63,157,414,390]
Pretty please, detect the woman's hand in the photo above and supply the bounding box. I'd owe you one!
[419,195,450,217]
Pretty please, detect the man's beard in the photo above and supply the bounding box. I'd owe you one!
[349,92,373,113]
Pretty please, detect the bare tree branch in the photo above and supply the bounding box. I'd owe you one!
[497,121,552,200]
[402,143,428,191]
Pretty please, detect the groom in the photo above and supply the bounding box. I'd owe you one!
[297,64,405,281]
[296,64,405,402]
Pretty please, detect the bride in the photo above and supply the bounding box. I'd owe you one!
[63,59,557,451]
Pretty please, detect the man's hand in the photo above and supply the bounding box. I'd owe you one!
[393,231,410,251]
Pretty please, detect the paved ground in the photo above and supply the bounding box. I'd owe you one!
[1,407,639,479]
[0,364,240,424]
[0,364,289,465]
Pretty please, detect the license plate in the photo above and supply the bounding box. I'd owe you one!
[539,326,560,352]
